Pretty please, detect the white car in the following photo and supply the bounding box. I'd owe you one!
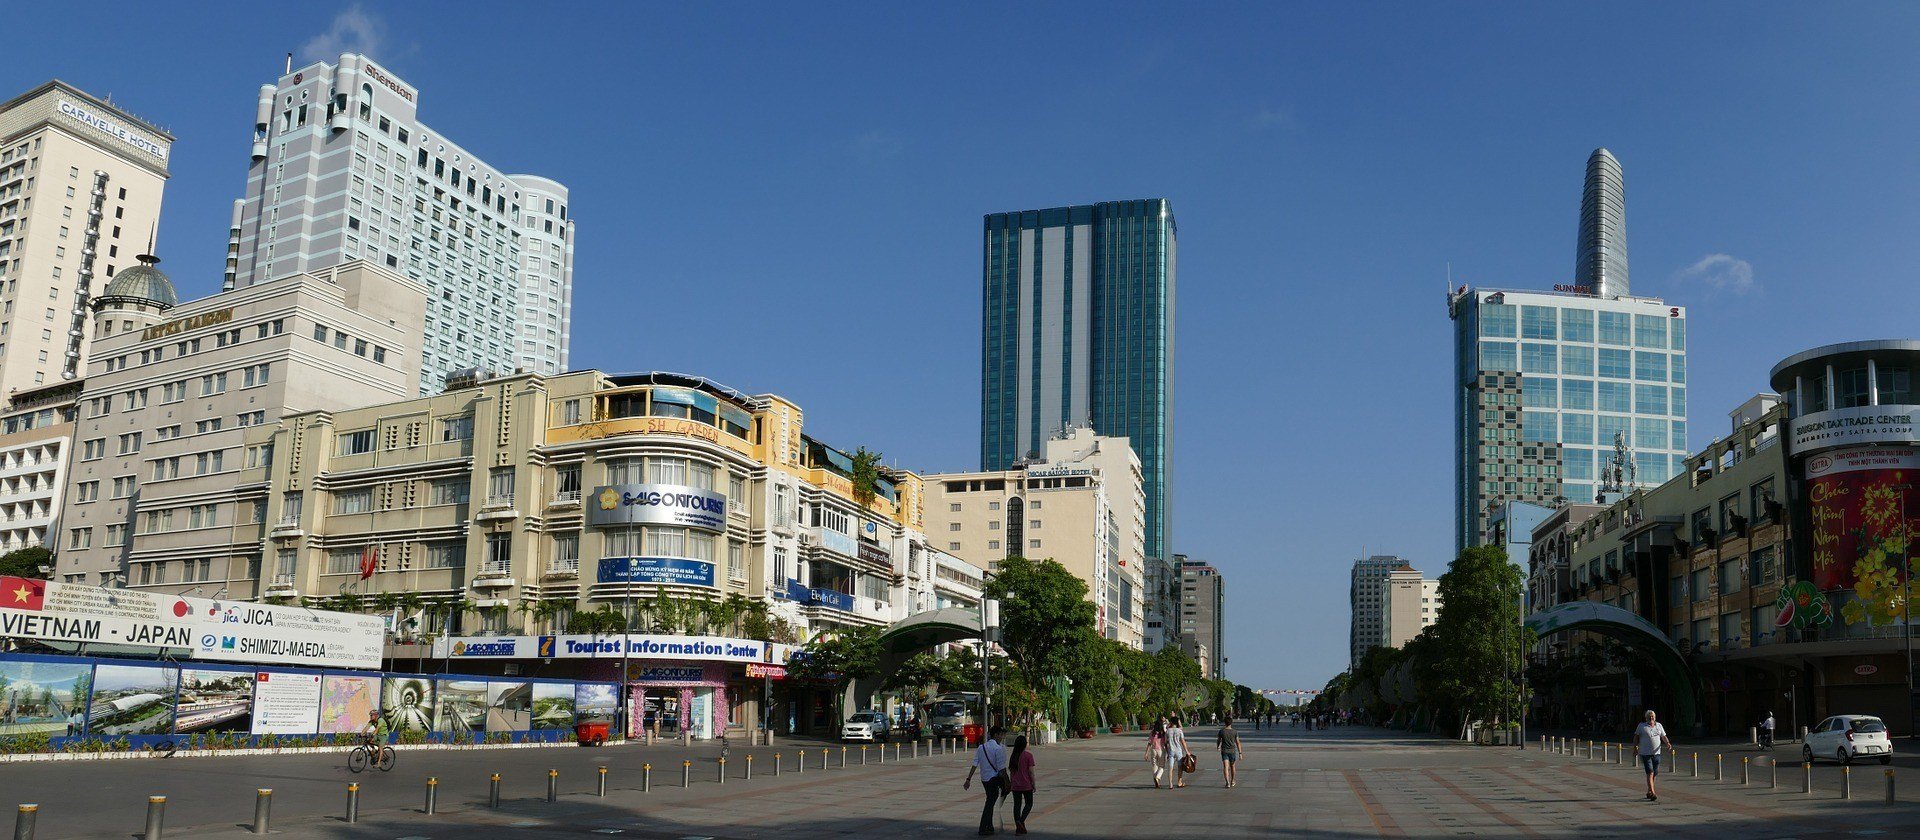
[841,710,892,743]
[1803,715,1894,765]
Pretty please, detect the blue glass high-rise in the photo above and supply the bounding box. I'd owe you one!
[979,200,1175,639]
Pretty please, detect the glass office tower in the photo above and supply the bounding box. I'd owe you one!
[1450,288,1689,552]
[980,199,1175,637]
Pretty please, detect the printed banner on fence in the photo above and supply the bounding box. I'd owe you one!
[0,577,384,669]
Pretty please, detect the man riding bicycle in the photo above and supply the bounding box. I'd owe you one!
[361,710,388,749]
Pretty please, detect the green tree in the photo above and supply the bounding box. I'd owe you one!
[850,447,883,510]
[788,626,884,714]
[0,546,52,579]
[983,556,1100,690]
[1429,545,1530,734]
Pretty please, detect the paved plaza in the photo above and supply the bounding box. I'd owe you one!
[6,725,1920,838]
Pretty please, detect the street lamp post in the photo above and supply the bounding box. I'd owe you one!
[982,598,1001,732]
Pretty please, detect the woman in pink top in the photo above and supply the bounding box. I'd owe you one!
[1007,734,1036,835]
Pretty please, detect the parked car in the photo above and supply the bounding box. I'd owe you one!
[1803,715,1894,765]
[842,710,892,743]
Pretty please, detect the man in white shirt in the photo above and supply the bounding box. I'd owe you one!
[963,726,1009,835]
[1633,710,1675,802]
[1760,712,1776,749]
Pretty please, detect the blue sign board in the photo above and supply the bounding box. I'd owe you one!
[778,579,854,611]
[597,557,716,588]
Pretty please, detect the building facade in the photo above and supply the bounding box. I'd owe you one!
[50,257,426,588]
[1383,566,1440,650]
[229,54,573,390]
[926,428,1147,648]
[0,81,172,393]
[1349,555,1406,668]
[1178,557,1224,679]
[0,381,80,553]
[1574,148,1629,299]
[979,200,1175,646]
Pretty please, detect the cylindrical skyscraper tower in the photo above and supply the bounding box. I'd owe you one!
[1575,148,1628,298]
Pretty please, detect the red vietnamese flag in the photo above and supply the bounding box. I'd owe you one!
[2,576,46,611]
[359,546,378,580]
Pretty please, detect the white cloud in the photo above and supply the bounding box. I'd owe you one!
[1673,253,1756,294]
[300,4,385,63]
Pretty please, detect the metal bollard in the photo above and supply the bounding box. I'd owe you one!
[643,764,652,792]
[598,766,608,797]
[861,745,868,765]
[425,778,439,814]
[252,789,271,835]
[345,783,360,824]
[746,754,754,780]
[15,804,38,840]
[547,769,558,803]
[798,749,806,774]
[1690,753,1697,778]
[879,742,886,763]
[840,745,847,767]
[1843,766,1852,800]
[1803,761,1812,794]
[822,748,828,770]
[1749,726,1758,746]
[1770,758,1777,789]
[682,760,691,789]
[1801,725,1810,742]
[1887,768,1897,804]
[1715,754,1723,781]
[1741,757,1749,785]
[717,757,726,785]
[1585,739,1592,760]
[775,752,783,776]
[489,774,502,809]
[144,796,166,840]
[1602,742,1609,763]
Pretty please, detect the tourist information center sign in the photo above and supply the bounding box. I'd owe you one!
[0,576,384,669]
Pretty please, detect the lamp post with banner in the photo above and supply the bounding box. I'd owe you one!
[982,598,1001,732]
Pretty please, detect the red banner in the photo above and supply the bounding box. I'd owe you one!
[1805,446,1920,591]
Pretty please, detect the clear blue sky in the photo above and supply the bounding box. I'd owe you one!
[10,2,1920,693]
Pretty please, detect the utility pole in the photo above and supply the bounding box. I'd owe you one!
[982,599,1001,732]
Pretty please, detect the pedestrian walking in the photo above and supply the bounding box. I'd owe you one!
[1167,715,1192,788]
[1633,710,1675,802]
[1006,734,1036,835]
[963,725,1010,835]
[1146,717,1170,788]
[1759,712,1775,750]
[1217,719,1241,788]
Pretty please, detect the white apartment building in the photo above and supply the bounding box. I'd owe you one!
[0,381,79,553]
[925,427,1147,647]
[0,81,172,393]
[229,54,573,390]
[1384,567,1442,649]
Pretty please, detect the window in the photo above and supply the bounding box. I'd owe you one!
[194,450,225,475]
[1751,479,1777,523]
[949,503,962,512]
[439,415,473,441]
[68,528,92,549]
[245,443,274,469]
[559,399,582,425]
[82,438,105,460]
[327,548,361,575]
[199,373,228,395]
[1633,314,1668,349]
[111,475,138,497]
[487,467,514,503]
[1749,546,1777,586]
[196,418,223,434]
[76,480,99,502]
[429,542,463,569]
[728,542,745,581]
[553,534,579,572]
[729,474,746,507]
[1634,351,1668,382]
[339,429,376,455]
[117,432,141,454]
[1635,384,1668,416]
[1719,557,1743,596]
[333,488,373,514]
[1597,348,1632,379]
[1718,613,1740,649]
[105,524,126,546]
[484,532,511,572]
[1479,341,1517,371]
[555,465,582,501]
[431,478,469,505]
[237,411,266,427]
[1690,567,1712,604]
[1479,303,1517,337]
[1520,306,1557,340]
[1521,343,1557,374]
[155,425,181,440]
[242,363,271,387]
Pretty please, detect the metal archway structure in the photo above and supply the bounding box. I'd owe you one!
[843,607,985,714]
[1526,601,1701,734]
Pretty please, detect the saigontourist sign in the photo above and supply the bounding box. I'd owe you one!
[586,483,727,531]
[0,576,384,669]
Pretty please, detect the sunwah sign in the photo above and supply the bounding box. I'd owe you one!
[587,484,726,532]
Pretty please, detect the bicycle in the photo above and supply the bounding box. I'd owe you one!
[347,741,396,773]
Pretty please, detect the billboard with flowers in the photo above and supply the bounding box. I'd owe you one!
[1804,446,1920,624]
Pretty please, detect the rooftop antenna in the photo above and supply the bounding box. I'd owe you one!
[286,53,293,74]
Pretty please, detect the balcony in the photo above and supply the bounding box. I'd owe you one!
[548,490,581,509]
[263,574,299,598]
[543,557,579,580]
[269,515,304,539]
[477,494,519,521]
[472,558,514,590]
